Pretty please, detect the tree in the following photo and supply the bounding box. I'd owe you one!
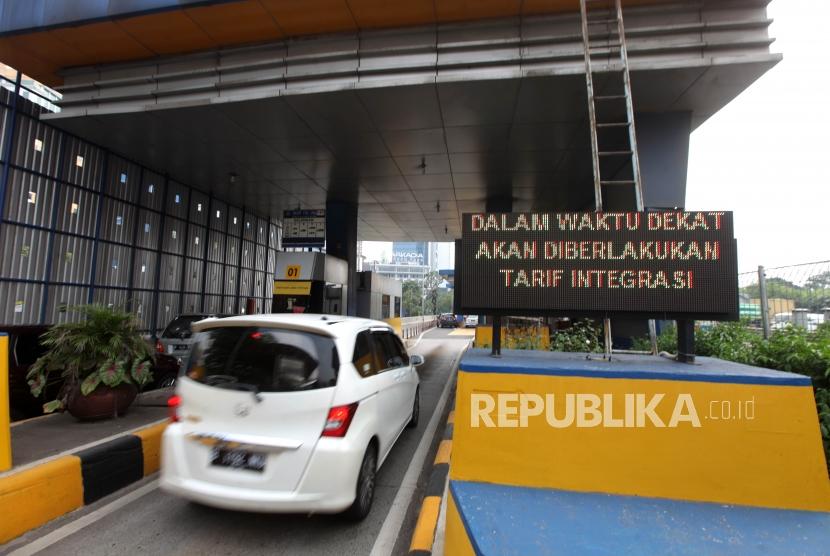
[423,272,442,315]
[436,289,454,314]
[806,271,830,290]
[402,280,423,317]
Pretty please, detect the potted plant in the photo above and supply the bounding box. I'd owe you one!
[27,304,154,420]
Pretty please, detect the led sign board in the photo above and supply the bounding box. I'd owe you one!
[459,212,738,320]
[283,209,325,248]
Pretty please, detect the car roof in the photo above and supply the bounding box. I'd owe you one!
[191,313,393,338]
[174,313,230,318]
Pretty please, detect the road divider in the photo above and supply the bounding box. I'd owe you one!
[0,419,168,544]
[409,410,454,556]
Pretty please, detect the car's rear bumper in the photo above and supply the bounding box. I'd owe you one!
[160,424,364,514]
[159,475,349,513]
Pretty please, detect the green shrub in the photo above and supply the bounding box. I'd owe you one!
[755,325,830,381]
[695,321,762,365]
[549,320,603,353]
[631,324,678,353]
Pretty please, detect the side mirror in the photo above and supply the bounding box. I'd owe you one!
[410,354,425,367]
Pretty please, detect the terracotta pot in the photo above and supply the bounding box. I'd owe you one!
[67,382,138,421]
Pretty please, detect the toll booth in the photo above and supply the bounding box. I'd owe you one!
[272,252,348,315]
[355,271,402,321]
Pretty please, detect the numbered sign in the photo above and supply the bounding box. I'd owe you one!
[285,265,302,280]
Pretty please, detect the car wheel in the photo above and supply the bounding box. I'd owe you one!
[345,444,377,521]
[407,387,420,428]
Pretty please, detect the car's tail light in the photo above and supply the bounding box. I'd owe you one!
[322,403,358,437]
[156,340,165,354]
[168,395,181,422]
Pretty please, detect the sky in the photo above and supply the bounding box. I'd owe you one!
[686,0,829,273]
[370,0,827,274]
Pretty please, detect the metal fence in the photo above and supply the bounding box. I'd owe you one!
[0,70,280,334]
[738,260,830,336]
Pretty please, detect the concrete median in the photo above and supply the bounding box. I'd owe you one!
[0,420,168,544]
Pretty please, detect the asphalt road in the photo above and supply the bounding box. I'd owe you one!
[2,327,471,556]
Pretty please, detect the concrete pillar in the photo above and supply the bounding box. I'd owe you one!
[326,200,358,316]
[636,111,692,210]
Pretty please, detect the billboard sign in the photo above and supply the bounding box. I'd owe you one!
[459,211,738,319]
[283,209,325,248]
[393,241,427,265]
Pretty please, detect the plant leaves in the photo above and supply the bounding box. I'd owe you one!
[28,372,46,397]
[43,399,64,413]
[98,359,126,387]
[80,372,102,396]
[131,360,153,387]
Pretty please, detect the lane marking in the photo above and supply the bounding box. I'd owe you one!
[408,325,435,350]
[369,345,464,556]
[8,480,160,556]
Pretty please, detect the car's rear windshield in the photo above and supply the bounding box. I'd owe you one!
[185,326,338,392]
[162,316,206,339]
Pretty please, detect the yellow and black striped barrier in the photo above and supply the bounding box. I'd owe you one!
[409,409,454,556]
[0,419,168,544]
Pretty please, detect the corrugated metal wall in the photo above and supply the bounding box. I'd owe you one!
[0,81,280,333]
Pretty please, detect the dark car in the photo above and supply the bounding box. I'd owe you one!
[3,325,55,421]
[3,325,181,422]
[157,313,232,362]
[438,313,458,328]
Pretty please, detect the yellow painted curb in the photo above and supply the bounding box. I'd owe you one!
[434,439,452,465]
[0,455,83,544]
[409,496,442,552]
[133,421,169,476]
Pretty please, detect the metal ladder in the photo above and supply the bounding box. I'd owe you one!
[578,0,658,357]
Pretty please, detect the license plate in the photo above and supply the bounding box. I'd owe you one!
[210,447,266,472]
[174,344,188,351]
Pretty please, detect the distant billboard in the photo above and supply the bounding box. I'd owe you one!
[393,241,427,266]
[459,211,738,320]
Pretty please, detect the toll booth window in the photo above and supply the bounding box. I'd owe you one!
[381,294,390,319]
[352,331,378,377]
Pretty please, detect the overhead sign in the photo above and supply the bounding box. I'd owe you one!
[283,209,325,248]
[459,212,738,320]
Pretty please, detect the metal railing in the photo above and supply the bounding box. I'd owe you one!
[738,260,830,337]
[399,316,438,340]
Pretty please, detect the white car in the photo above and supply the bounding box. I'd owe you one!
[464,315,479,328]
[160,314,423,520]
